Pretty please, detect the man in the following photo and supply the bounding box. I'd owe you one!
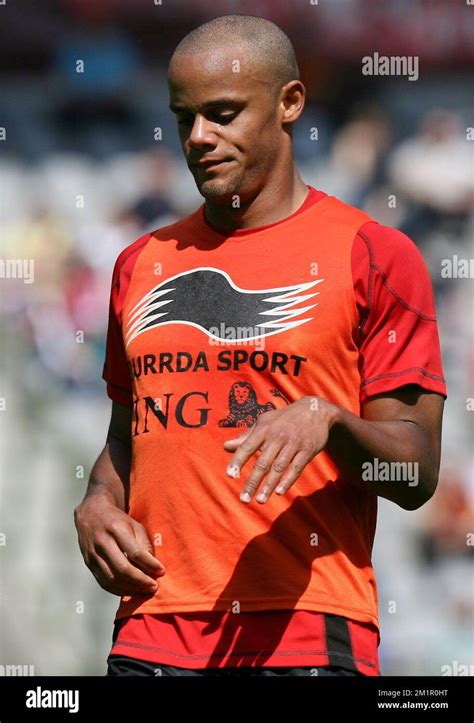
[74,15,447,677]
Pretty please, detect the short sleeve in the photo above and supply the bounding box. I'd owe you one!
[102,233,151,407]
[352,222,447,404]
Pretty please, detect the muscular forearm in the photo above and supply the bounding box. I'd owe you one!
[324,403,438,510]
[80,438,131,512]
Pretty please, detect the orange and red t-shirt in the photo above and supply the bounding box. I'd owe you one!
[102,186,447,675]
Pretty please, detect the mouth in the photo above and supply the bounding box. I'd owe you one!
[191,159,232,173]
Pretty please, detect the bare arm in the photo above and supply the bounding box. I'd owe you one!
[74,401,165,596]
[83,401,132,510]
[325,385,444,510]
[224,385,444,511]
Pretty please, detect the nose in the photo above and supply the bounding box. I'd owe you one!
[188,114,217,149]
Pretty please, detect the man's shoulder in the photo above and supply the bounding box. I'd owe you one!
[311,192,374,231]
[112,206,202,276]
[356,219,429,271]
[315,194,423,263]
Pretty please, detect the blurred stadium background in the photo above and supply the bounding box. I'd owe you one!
[0,0,472,676]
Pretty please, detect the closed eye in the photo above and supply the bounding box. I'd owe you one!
[209,112,237,125]
[176,111,238,126]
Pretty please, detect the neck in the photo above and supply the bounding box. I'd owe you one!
[203,166,309,233]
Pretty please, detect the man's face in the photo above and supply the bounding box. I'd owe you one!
[168,48,282,204]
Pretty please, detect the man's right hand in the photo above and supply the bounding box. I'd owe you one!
[74,495,165,597]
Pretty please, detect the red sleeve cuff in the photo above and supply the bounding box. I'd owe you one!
[360,368,447,403]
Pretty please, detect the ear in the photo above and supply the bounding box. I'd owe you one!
[280,80,306,125]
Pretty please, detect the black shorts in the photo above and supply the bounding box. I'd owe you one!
[106,654,364,677]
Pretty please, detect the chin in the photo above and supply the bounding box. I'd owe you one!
[197,179,238,203]
[196,178,242,204]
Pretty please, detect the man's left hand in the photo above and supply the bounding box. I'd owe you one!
[224,396,340,504]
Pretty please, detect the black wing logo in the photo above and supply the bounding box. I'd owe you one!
[125,267,323,347]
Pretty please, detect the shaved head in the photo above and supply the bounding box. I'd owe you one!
[169,14,299,93]
[167,14,305,208]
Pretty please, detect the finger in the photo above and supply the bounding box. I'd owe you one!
[239,440,285,503]
[95,538,159,593]
[112,523,165,577]
[226,425,265,481]
[255,442,300,504]
[129,520,166,576]
[90,554,114,587]
[90,554,155,596]
[274,449,313,496]
[223,428,254,451]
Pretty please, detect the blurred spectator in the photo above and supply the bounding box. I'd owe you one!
[388,109,474,239]
[129,149,179,228]
[52,11,142,155]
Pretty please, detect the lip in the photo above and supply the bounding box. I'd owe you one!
[191,159,231,172]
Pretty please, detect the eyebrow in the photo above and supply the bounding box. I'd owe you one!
[169,98,244,113]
